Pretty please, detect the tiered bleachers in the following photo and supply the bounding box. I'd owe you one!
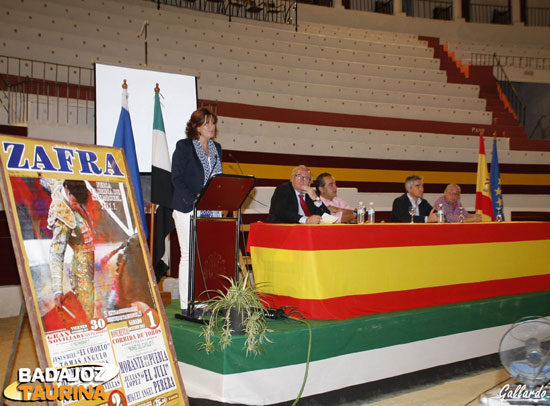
[1,0,490,127]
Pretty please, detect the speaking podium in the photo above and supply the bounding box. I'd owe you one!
[178,174,255,321]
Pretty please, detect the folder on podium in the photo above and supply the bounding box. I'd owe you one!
[178,174,255,321]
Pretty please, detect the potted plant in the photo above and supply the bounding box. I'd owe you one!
[199,273,272,356]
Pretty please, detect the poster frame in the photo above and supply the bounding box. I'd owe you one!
[0,135,188,406]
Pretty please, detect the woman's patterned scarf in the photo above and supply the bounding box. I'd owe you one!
[193,138,222,217]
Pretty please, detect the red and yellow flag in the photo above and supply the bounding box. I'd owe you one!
[475,134,494,221]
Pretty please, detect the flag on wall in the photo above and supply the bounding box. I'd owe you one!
[490,137,504,220]
[475,133,494,221]
[113,81,148,237]
[151,85,174,282]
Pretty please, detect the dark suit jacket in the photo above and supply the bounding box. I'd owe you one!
[171,138,222,213]
[390,193,433,223]
[267,182,328,223]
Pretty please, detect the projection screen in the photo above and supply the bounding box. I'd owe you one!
[95,63,197,172]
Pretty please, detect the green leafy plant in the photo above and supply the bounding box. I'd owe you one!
[199,273,272,357]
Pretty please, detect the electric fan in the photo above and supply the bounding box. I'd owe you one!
[479,317,550,405]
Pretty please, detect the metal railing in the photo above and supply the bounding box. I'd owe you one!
[346,0,453,20]
[155,0,298,29]
[471,52,550,71]
[468,2,510,24]
[5,77,30,125]
[345,0,393,13]
[0,56,94,125]
[530,114,549,139]
[525,6,550,27]
[403,0,452,20]
[492,53,526,128]
[297,0,332,7]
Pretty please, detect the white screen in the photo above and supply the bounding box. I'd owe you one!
[95,63,197,172]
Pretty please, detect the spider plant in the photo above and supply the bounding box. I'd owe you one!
[199,273,272,357]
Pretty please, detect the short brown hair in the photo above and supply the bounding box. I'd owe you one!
[185,107,217,140]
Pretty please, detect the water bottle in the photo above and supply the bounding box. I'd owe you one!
[356,202,366,224]
[437,204,445,223]
[368,202,375,224]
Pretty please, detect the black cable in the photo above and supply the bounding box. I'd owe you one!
[237,210,250,282]
[193,220,211,302]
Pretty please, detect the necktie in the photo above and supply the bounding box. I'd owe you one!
[299,194,311,217]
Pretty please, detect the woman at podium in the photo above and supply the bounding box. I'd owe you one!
[171,107,222,314]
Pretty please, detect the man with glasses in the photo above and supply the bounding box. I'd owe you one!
[433,184,481,223]
[267,165,328,224]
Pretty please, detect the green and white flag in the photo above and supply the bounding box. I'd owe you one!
[151,86,174,281]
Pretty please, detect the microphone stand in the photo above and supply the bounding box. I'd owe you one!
[228,152,267,207]
[206,154,219,181]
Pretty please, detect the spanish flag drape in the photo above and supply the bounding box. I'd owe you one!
[475,134,494,221]
[248,222,550,320]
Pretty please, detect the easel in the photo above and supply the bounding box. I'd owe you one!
[1,302,26,405]
[176,174,255,322]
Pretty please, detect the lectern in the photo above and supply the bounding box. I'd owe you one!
[179,174,255,320]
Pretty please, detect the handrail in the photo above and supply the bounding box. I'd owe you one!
[471,52,550,71]
[525,6,550,27]
[0,55,94,125]
[468,2,510,24]
[492,53,526,128]
[155,0,298,31]
[0,74,9,116]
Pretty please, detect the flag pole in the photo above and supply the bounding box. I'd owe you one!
[149,83,160,251]
[149,203,156,252]
[114,78,148,236]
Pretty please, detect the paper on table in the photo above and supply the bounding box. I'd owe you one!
[321,213,338,224]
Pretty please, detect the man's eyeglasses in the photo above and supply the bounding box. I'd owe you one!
[295,175,312,182]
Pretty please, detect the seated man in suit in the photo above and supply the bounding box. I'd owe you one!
[268,165,328,224]
[390,175,438,223]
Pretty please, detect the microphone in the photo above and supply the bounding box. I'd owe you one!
[227,152,268,208]
[206,154,219,181]
[228,152,244,175]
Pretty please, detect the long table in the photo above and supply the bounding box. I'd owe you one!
[171,292,550,404]
[247,222,550,320]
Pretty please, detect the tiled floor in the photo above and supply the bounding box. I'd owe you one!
[363,368,511,406]
[1,315,48,406]
[0,315,512,406]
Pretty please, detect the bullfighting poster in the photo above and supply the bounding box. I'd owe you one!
[0,136,188,406]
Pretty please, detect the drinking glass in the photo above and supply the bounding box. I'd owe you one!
[458,206,464,223]
[408,206,416,223]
